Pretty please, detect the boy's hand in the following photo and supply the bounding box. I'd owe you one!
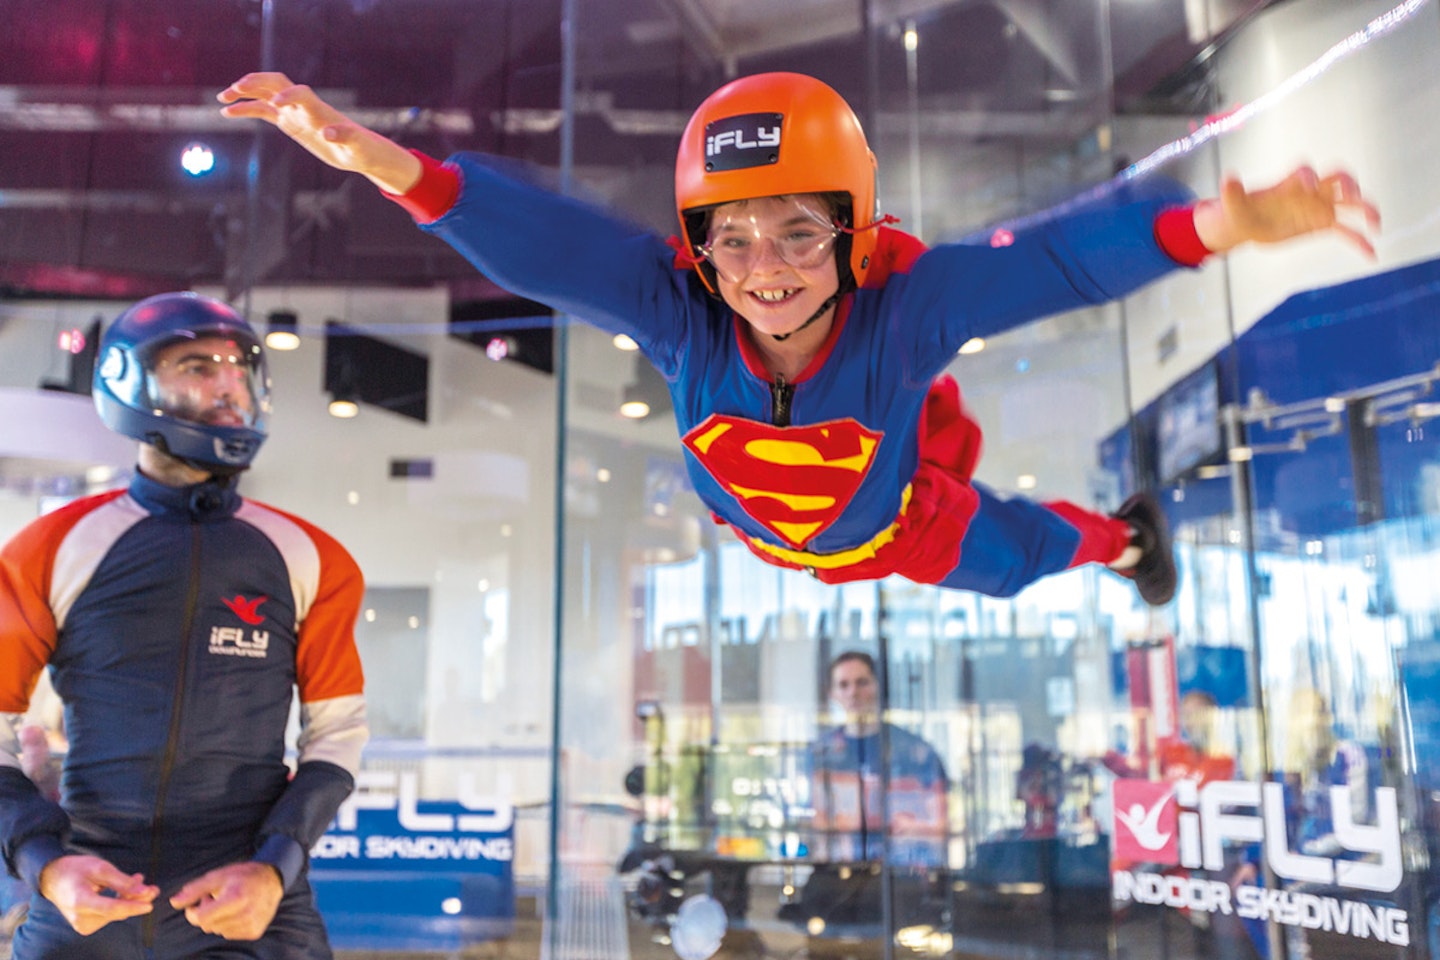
[1195,166,1380,258]
[218,72,422,195]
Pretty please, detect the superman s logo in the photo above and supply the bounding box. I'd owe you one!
[683,415,881,549]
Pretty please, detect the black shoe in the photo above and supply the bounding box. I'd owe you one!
[1113,492,1177,606]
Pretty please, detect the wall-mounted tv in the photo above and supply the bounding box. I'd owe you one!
[1156,361,1222,484]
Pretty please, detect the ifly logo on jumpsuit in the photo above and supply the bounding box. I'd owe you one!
[211,594,270,658]
[1111,778,1407,946]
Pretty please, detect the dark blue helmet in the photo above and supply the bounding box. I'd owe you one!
[94,292,271,473]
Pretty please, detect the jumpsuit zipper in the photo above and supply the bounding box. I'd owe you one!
[770,373,819,571]
[144,522,203,947]
[771,373,793,427]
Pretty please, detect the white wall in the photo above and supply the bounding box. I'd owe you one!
[1122,0,1440,411]
[947,0,1440,500]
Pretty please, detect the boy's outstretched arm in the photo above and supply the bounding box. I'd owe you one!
[1193,166,1381,259]
[218,72,422,196]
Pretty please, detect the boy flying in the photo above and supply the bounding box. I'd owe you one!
[220,71,1378,606]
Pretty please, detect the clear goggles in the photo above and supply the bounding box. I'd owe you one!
[142,336,270,431]
[697,197,842,284]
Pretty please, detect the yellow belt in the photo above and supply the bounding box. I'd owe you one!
[747,484,912,570]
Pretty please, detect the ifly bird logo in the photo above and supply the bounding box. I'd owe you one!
[1112,779,1177,862]
[221,594,267,625]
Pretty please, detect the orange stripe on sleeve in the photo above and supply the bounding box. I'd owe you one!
[263,508,366,703]
[0,494,122,713]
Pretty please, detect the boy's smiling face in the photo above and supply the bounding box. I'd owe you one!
[706,194,842,341]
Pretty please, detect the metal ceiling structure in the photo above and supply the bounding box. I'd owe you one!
[0,0,1268,301]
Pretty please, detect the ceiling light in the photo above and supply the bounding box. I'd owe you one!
[326,337,360,417]
[180,141,216,177]
[486,336,517,361]
[619,363,671,420]
[612,333,639,351]
[329,394,359,418]
[265,310,300,351]
[57,328,87,354]
[958,337,985,355]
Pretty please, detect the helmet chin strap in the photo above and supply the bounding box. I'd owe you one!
[150,435,247,480]
[770,282,849,343]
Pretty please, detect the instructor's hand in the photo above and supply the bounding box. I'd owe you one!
[169,861,284,942]
[39,855,158,935]
[218,72,422,195]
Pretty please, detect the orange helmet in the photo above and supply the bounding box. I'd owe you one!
[675,72,880,293]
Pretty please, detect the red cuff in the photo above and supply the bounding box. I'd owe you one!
[381,149,461,224]
[1154,205,1211,267]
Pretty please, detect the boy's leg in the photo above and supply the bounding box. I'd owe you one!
[936,485,1174,605]
[936,483,1115,598]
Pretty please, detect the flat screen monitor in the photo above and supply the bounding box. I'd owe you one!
[1156,363,1221,484]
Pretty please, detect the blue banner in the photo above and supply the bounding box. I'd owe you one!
[310,770,515,952]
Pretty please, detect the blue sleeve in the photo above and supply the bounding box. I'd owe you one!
[898,177,1196,376]
[422,153,700,378]
[0,766,68,890]
[253,760,354,891]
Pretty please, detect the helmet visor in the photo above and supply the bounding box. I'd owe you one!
[141,334,270,432]
[697,196,840,284]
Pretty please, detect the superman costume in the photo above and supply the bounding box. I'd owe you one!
[389,151,1203,597]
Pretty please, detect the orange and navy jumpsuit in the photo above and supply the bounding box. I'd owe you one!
[0,472,367,959]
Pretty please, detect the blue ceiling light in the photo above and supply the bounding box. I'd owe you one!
[180,141,215,177]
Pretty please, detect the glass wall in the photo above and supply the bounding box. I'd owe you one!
[2,1,1440,958]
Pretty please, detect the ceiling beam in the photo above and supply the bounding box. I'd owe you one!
[0,87,472,135]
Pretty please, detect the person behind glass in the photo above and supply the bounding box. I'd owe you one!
[220,72,1379,608]
[0,293,369,959]
[809,652,948,868]
[1281,687,1374,863]
[1159,689,1237,785]
[1165,690,1259,959]
[1014,743,1063,838]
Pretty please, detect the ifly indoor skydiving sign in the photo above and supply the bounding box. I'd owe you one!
[309,771,515,952]
[1111,778,1408,947]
